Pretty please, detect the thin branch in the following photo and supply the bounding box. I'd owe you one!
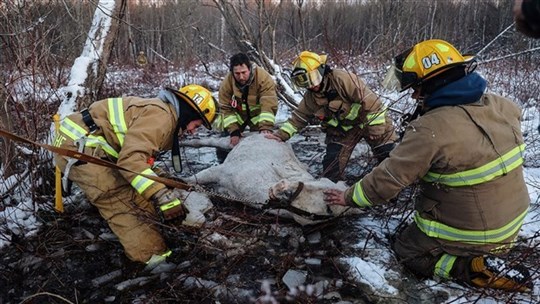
[479,47,540,64]
[19,292,75,304]
[476,22,515,57]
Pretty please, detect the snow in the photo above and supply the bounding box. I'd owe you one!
[342,256,399,295]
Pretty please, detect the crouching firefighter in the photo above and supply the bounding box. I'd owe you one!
[53,84,216,265]
[324,39,532,292]
[266,51,398,182]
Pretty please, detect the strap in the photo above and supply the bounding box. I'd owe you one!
[80,109,98,133]
[290,181,304,201]
[239,86,251,131]
[171,121,183,173]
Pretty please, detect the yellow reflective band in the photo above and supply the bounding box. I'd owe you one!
[108,98,127,146]
[53,135,66,147]
[367,109,387,126]
[60,118,87,140]
[422,144,525,187]
[85,135,119,158]
[131,168,157,194]
[145,249,172,265]
[159,198,182,211]
[235,104,261,111]
[250,112,276,125]
[280,122,298,137]
[258,112,276,124]
[327,118,338,127]
[234,113,245,125]
[240,104,260,111]
[345,103,361,121]
[434,254,457,279]
[223,115,239,128]
[414,207,528,244]
[352,180,372,207]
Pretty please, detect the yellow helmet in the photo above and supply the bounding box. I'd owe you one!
[175,84,216,129]
[291,51,328,89]
[388,39,475,92]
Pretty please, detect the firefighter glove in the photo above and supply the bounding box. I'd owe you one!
[151,188,189,222]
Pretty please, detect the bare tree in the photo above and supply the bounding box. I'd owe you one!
[0,78,15,179]
[58,0,127,112]
[211,0,299,109]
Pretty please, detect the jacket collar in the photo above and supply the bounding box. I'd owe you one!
[424,72,487,109]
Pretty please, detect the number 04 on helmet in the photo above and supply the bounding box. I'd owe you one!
[382,39,476,92]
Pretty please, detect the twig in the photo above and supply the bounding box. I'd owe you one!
[479,46,540,64]
[476,22,515,57]
[19,292,75,304]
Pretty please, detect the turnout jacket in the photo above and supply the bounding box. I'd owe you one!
[55,97,177,201]
[345,73,530,253]
[275,69,389,141]
[218,63,278,133]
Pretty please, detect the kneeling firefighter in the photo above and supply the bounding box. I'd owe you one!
[324,39,532,292]
[53,84,216,265]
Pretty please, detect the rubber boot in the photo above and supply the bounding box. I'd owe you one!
[469,256,532,292]
[322,143,342,182]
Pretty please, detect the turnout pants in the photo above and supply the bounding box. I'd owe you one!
[55,132,167,263]
[393,223,479,284]
[322,116,398,182]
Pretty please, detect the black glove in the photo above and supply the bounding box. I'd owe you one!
[151,188,189,222]
[372,142,396,163]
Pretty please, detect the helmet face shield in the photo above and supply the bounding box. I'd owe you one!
[291,51,327,91]
[382,61,418,92]
[291,67,323,90]
[381,64,402,92]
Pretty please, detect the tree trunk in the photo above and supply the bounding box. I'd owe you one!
[58,0,127,113]
[0,77,15,179]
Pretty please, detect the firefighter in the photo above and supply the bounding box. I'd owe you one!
[53,85,216,266]
[514,0,540,38]
[324,39,532,292]
[216,53,278,161]
[266,51,398,182]
[136,51,148,67]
